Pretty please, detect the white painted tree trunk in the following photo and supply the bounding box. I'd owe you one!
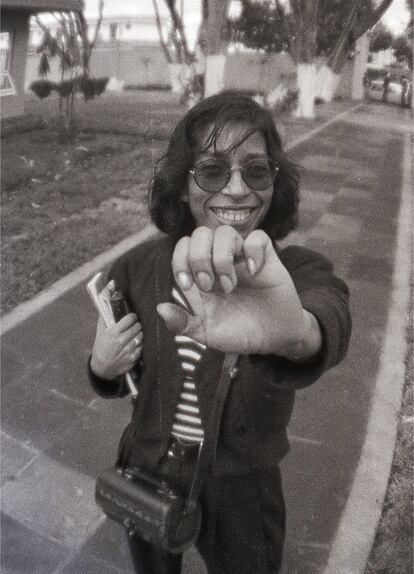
[204,54,226,97]
[294,63,317,119]
[315,65,341,103]
[352,33,369,100]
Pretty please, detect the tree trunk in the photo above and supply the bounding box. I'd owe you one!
[205,54,226,97]
[289,0,320,118]
[152,0,172,63]
[294,63,317,118]
[315,64,341,103]
[352,33,370,100]
[203,0,230,97]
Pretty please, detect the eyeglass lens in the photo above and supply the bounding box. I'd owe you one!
[193,159,278,192]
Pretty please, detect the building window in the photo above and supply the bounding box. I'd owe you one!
[1,32,16,96]
[109,23,118,41]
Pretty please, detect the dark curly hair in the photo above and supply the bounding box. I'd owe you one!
[148,91,299,241]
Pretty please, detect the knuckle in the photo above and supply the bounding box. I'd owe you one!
[247,229,269,246]
[188,253,212,271]
[216,224,237,237]
[213,252,233,271]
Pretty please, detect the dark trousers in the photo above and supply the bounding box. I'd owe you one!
[127,454,285,574]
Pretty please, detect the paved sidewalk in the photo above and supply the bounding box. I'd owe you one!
[1,102,412,574]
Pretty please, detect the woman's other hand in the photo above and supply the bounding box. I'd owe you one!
[90,314,143,380]
[157,225,321,360]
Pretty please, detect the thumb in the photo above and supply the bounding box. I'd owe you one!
[157,303,190,335]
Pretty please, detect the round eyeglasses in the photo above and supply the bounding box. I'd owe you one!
[189,157,279,193]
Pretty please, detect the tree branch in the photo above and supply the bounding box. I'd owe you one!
[354,0,394,38]
[165,0,191,62]
[152,0,173,62]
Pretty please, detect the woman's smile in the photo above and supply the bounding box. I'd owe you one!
[210,206,258,225]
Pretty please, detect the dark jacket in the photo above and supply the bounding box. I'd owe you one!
[89,234,351,476]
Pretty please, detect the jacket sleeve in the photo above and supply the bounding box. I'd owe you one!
[268,244,352,389]
[87,356,130,398]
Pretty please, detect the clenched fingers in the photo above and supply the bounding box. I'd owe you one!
[172,225,245,294]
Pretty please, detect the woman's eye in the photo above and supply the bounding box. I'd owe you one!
[198,162,225,177]
[245,162,269,178]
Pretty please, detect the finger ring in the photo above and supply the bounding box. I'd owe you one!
[133,336,141,347]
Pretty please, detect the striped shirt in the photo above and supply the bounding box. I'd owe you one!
[170,286,206,445]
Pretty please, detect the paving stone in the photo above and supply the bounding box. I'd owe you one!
[309,213,361,243]
[362,215,399,235]
[77,518,135,573]
[297,209,321,232]
[45,403,131,477]
[1,432,39,487]
[300,189,335,211]
[299,169,345,194]
[330,196,376,219]
[349,254,394,286]
[1,455,102,546]
[60,553,124,574]
[300,154,364,175]
[1,513,68,574]
[304,237,354,278]
[352,232,397,261]
[1,377,88,451]
[29,344,96,406]
[336,186,373,201]
[0,343,44,390]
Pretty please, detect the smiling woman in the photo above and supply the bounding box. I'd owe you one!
[88,91,352,574]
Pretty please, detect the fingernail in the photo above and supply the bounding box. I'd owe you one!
[220,275,234,294]
[177,272,192,290]
[247,257,256,275]
[197,271,213,291]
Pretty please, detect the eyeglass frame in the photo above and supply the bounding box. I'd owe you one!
[188,157,280,193]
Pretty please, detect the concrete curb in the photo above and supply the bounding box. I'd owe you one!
[0,225,158,335]
[0,103,361,336]
[323,131,413,574]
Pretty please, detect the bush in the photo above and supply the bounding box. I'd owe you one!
[94,77,109,96]
[29,79,55,99]
[78,76,109,100]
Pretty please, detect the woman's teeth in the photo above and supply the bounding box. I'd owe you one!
[212,208,253,223]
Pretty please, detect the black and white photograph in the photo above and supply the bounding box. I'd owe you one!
[1,0,412,573]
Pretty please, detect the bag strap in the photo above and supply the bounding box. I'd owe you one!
[184,352,239,514]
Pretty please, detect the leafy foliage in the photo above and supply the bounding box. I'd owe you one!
[231,0,394,61]
[229,0,288,52]
[392,36,413,69]
[29,79,55,99]
[369,22,394,53]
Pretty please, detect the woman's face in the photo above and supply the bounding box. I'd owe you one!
[184,123,274,239]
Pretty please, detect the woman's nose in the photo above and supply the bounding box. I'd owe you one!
[222,168,249,198]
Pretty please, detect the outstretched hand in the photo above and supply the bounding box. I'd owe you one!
[157,226,321,358]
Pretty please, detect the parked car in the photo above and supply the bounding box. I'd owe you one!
[367,79,405,105]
